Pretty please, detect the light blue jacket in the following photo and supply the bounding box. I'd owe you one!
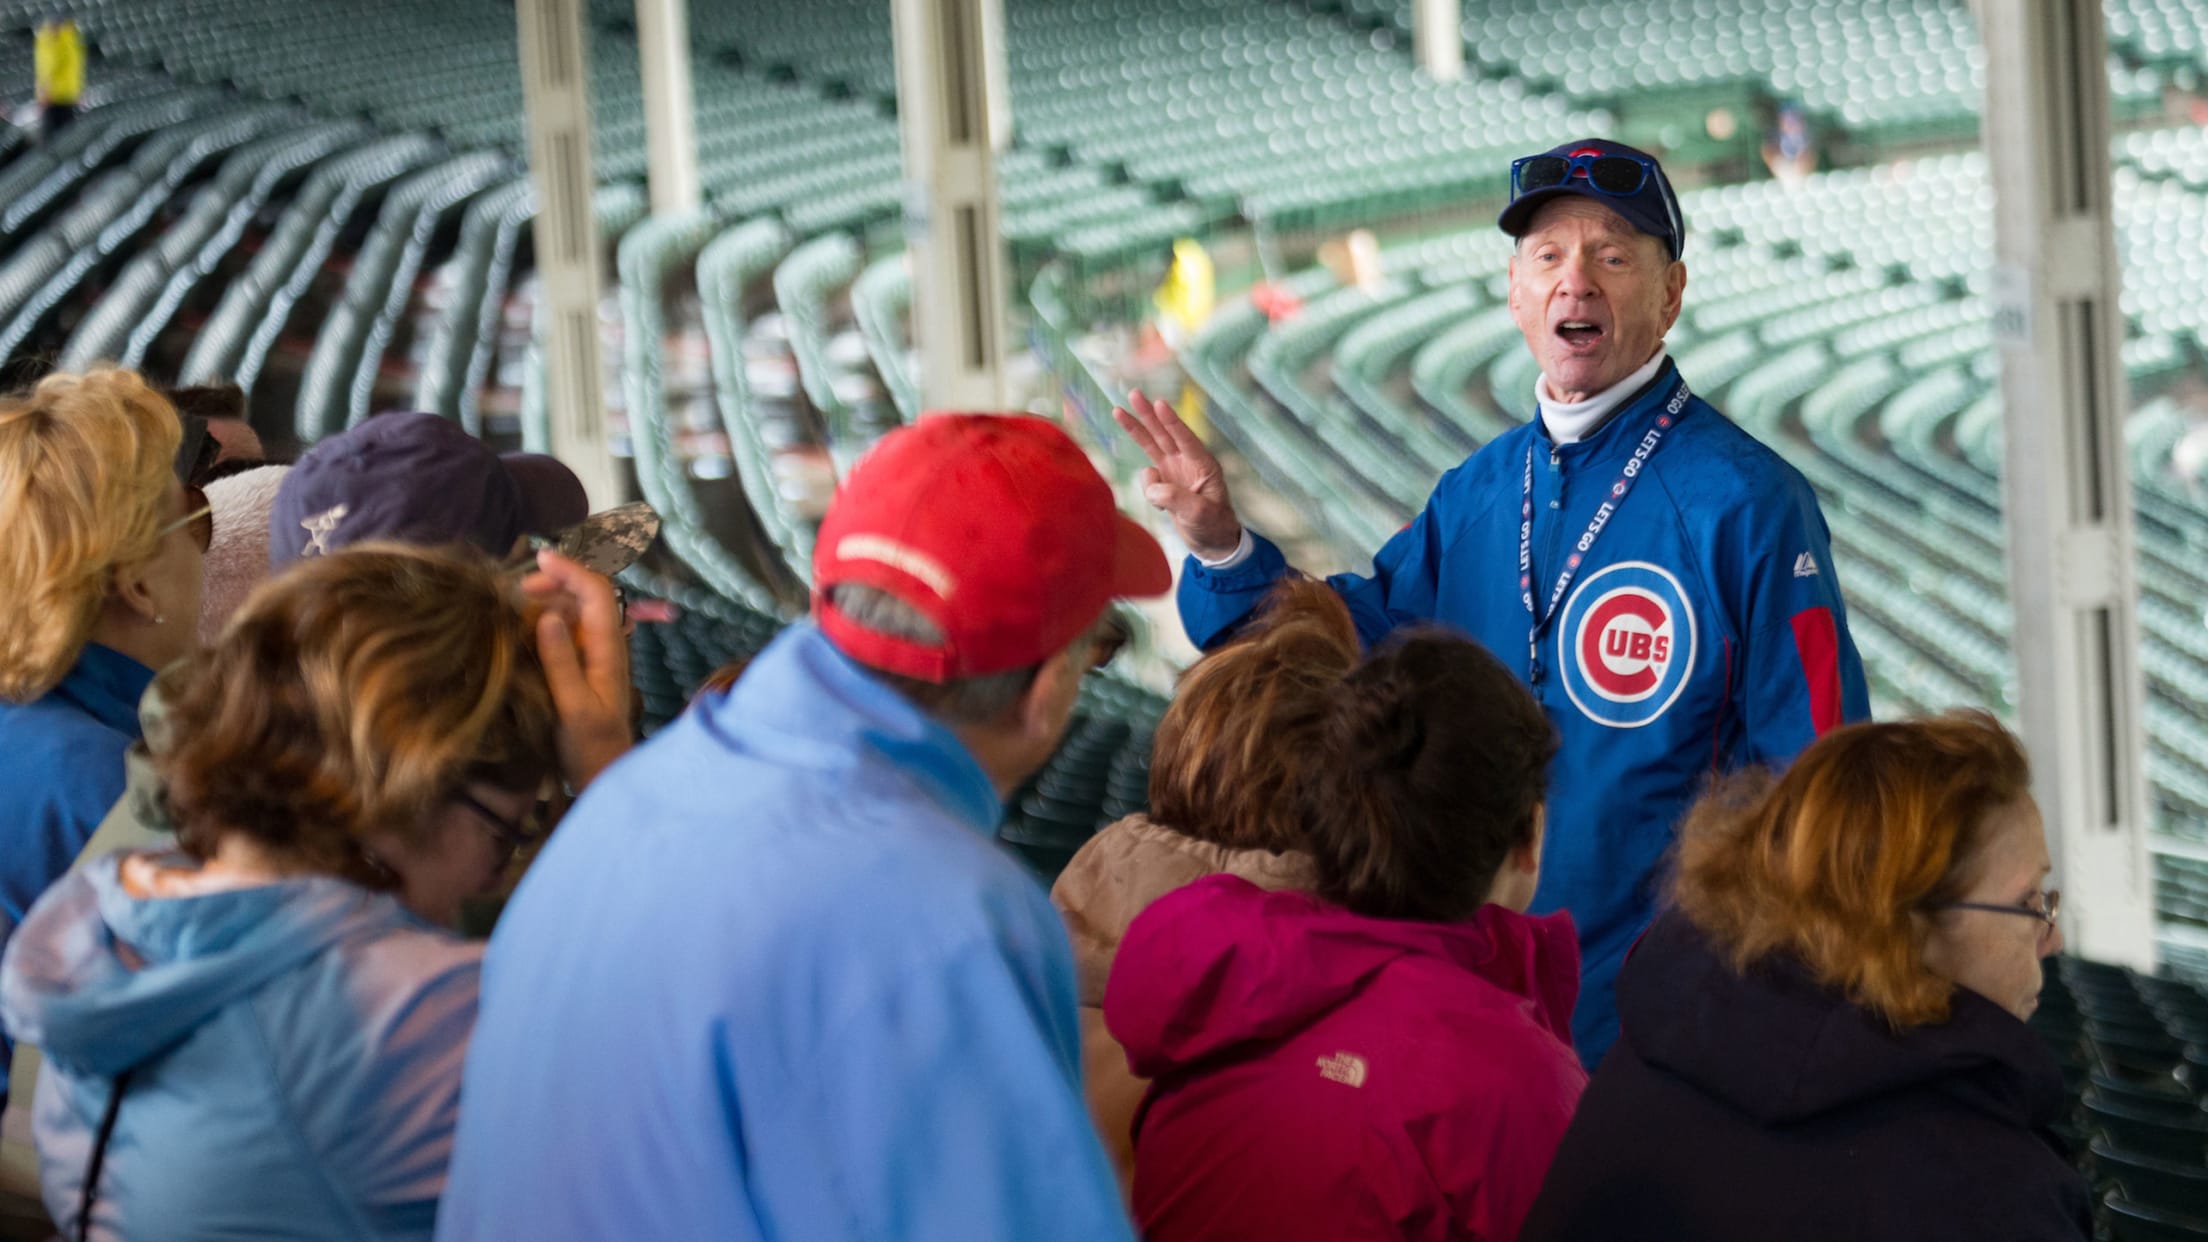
[437,623,1134,1242]
[0,853,480,1241]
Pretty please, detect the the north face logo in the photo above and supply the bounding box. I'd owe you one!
[1316,1052,1368,1088]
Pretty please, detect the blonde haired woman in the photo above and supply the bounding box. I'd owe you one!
[0,545,560,1242]
[0,371,205,1043]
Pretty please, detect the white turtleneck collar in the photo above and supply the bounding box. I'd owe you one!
[1537,349,1669,446]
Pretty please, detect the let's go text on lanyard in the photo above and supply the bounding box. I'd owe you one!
[1518,378,1691,684]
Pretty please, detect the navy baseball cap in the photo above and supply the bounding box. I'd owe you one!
[1497,138,1685,261]
[269,411,590,567]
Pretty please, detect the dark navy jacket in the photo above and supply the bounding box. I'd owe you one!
[1178,359,1869,1063]
[0,642,155,1098]
[1519,913,2092,1242]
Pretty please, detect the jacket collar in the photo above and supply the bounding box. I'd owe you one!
[1620,912,2069,1131]
[707,622,1004,837]
[47,643,156,739]
[1535,355,1688,466]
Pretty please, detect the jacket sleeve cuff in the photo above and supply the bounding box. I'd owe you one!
[1189,529,1255,570]
[1182,530,1285,591]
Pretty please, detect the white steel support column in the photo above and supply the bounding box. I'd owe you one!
[1412,0,1463,82]
[518,0,621,506]
[891,0,1012,410]
[1981,0,2154,967]
[635,0,701,214]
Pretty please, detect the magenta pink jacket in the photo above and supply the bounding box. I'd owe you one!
[1106,875,1587,1242]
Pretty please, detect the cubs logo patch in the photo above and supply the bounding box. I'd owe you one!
[1556,561,1696,729]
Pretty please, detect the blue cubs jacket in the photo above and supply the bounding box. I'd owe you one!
[1180,358,1869,1066]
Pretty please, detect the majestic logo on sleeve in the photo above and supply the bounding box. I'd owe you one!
[1557,561,1697,728]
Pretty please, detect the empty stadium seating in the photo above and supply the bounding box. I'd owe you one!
[1331,0,2171,153]
[2036,957,2208,1232]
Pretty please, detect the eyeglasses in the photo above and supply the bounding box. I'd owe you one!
[1509,151,1682,252]
[1934,888,2062,931]
[156,485,213,553]
[453,789,547,855]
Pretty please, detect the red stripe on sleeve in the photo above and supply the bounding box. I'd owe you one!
[1790,606,1844,736]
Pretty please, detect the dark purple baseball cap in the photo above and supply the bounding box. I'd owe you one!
[269,411,590,567]
[1497,138,1685,261]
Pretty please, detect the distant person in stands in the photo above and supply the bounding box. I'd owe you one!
[0,370,205,1099]
[1,546,565,1242]
[1118,136,1869,1064]
[1051,578,1351,1188]
[1110,625,1583,1242]
[436,414,1169,1242]
[32,17,83,137]
[1145,237,1217,438]
[1520,711,2089,1242]
[1762,102,1818,187]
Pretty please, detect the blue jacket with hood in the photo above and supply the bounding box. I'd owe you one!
[0,853,480,1242]
[0,643,158,1098]
[436,623,1133,1242]
[1179,358,1870,1064]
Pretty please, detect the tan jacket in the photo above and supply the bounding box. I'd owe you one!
[1048,814,1314,1195]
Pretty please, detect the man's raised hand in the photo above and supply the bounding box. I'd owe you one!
[1113,389,1244,560]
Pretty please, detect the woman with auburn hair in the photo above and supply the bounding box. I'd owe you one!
[1521,710,2089,1242]
[1051,578,1349,1187]
[0,544,561,1242]
[0,371,206,938]
[1106,627,1584,1242]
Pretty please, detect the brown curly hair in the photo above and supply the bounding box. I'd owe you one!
[1148,578,1362,854]
[1299,627,1559,922]
[160,543,560,886]
[1670,709,2032,1028]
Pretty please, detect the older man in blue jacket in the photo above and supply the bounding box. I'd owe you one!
[438,414,1166,1242]
[1119,138,1870,1065]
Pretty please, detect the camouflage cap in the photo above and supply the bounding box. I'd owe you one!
[544,501,660,577]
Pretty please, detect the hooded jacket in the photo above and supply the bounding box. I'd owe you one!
[1519,912,2092,1242]
[1176,359,1871,1064]
[0,853,480,1242]
[1108,875,1587,1242]
[1051,815,1316,1188]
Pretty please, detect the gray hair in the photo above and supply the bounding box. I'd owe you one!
[824,584,1058,725]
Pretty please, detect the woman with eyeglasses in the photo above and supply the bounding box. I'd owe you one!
[0,544,562,1242]
[0,370,208,1003]
[1520,710,2089,1242]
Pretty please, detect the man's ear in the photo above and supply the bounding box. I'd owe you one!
[1012,641,1085,741]
[1660,259,1688,334]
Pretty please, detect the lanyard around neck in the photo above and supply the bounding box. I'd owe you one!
[1518,377,1690,684]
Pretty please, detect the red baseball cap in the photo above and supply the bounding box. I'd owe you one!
[814,413,1171,682]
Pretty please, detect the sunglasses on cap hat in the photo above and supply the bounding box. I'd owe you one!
[1511,152,1678,229]
[1503,144,1684,260]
